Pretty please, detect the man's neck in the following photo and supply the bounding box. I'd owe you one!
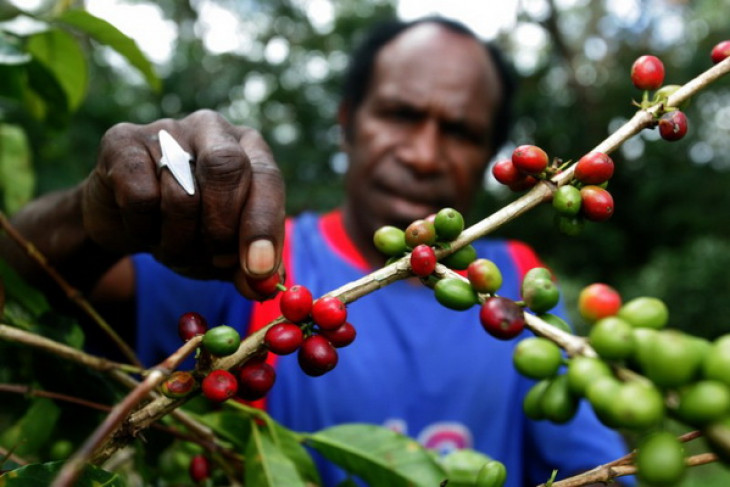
[340,204,388,270]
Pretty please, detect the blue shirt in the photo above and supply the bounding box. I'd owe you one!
[133,210,633,486]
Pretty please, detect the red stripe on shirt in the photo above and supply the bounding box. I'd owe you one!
[319,209,371,273]
[505,240,546,281]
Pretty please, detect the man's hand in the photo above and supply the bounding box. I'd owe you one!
[82,110,286,298]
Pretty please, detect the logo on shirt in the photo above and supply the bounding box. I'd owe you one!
[384,419,473,456]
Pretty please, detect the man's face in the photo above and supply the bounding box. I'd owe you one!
[342,23,502,243]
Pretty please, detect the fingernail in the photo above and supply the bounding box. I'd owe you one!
[246,239,275,275]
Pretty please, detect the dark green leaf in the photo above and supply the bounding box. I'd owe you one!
[0,259,49,321]
[55,9,161,92]
[25,58,69,125]
[0,398,60,457]
[245,422,310,487]
[26,28,87,112]
[305,423,447,487]
[0,64,26,100]
[0,460,123,486]
[0,124,34,214]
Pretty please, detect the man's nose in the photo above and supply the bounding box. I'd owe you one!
[401,119,442,174]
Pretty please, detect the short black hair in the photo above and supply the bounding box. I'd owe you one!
[341,16,517,151]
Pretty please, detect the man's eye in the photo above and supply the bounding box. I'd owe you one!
[386,107,422,122]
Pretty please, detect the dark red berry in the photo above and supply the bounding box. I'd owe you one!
[264,322,304,355]
[479,296,525,340]
[508,174,538,192]
[319,322,357,348]
[311,296,347,331]
[512,145,549,176]
[711,40,730,64]
[492,158,523,185]
[410,244,437,277]
[631,55,665,91]
[201,369,238,403]
[298,334,338,376]
[247,272,282,299]
[580,185,614,222]
[178,311,208,342]
[658,110,688,141]
[189,454,211,484]
[237,361,276,400]
[279,284,313,323]
[574,152,614,185]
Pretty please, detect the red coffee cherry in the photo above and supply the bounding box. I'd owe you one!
[311,296,347,330]
[410,244,437,277]
[580,185,614,222]
[201,369,239,403]
[264,322,304,355]
[508,174,538,192]
[631,55,665,90]
[711,40,730,64]
[467,258,503,294]
[178,311,209,342]
[247,272,282,299]
[320,322,357,348]
[511,145,549,176]
[574,152,614,185]
[161,371,197,399]
[189,454,211,484]
[279,284,313,323]
[479,296,526,340]
[298,334,339,376]
[237,361,276,401]
[578,283,622,323]
[658,110,688,141]
[492,158,523,185]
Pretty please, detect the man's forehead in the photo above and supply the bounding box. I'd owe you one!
[369,23,500,118]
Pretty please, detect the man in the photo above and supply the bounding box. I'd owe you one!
[1,16,631,486]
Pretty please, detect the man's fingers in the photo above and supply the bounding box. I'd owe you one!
[237,128,286,279]
[187,110,251,257]
[92,123,162,250]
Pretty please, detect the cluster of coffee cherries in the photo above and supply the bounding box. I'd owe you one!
[492,145,616,237]
[264,284,355,376]
[374,207,499,311]
[160,312,277,403]
[491,144,556,193]
[515,281,730,486]
[630,54,691,142]
[374,208,566,344]
[551,151,616,236]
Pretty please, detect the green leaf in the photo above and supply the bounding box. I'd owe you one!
[0,64,26,101]
[55,9,161,92]
[245,422,310,487]
[24,58,68,124]
[305,423,448,487]
[0,124,34,215]
[0,259,49,322]
[0,398,60,457]
[26,28,87,112]
[0,460,123,486]
[195,410,252,450]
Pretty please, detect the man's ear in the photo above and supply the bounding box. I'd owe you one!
[337,102,352,149]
